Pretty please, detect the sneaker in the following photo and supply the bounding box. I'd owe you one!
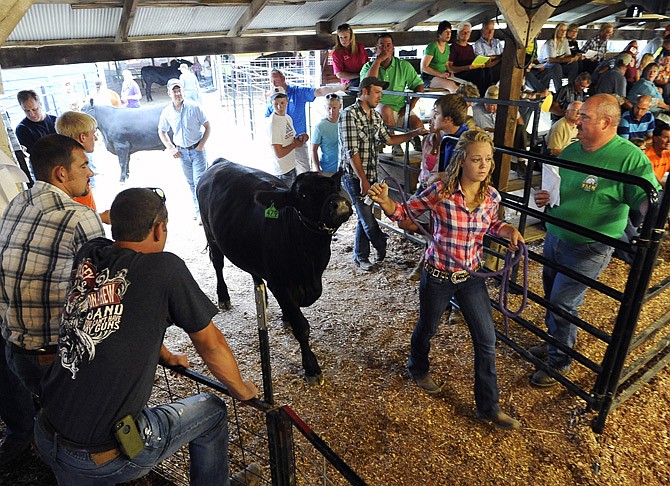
[530,365,570,388]
[527,343,548,360]
[476,410,521,430]
[231,462,262,486]
[0,439,32,465]
[412,373,443,395]
[391,145,404,157]
[353,257,374,271]
[411,136,422,152]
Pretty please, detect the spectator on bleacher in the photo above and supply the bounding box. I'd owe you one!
[546,101,581,156]
[448,22,486,95]
[640,24,670,58]
[265,69,345,174]
[472,85,528,151]
[623,41,640,86]
[566,23,581,58]
[592,52,633,110]
[311,94,340,174]
[550,71,591,122]
[420,21,458,92]
[644,121,670,188]
[655,35,670,60]
[538,23,580,87]
[580,23,614,73]
[618,94,655,140]
[654,55,670,104]
[639,52,655,73]
[473,21,503,89]
[627,63,670,111]
[33,187,258,485]
[525,37,562,95]
[360,33,425,157]
[332,23,369,88]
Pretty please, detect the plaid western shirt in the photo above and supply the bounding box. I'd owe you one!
[581,34,609,62]
[390,181,505,272]
[0,181,105,349]
[338,101,391,183]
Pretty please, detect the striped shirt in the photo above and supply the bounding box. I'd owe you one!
[389,181,505,272]
[338,101,391,183]
[0,181,105,349]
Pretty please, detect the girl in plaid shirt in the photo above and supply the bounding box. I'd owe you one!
[368,129,523,429]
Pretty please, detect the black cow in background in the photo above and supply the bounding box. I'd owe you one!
[141,59,192,102]
[197,160,352,385]
[82,100,167,182]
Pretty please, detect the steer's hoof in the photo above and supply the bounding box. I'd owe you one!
[305,373,324,386]
[219,300,232,310]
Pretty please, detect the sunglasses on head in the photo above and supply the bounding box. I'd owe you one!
[146,187,166,203]
[326,94,340,100]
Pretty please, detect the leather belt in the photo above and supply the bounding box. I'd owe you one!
[424,262,478,284]
[178,139,201,150]
[9,342,57,355]
[38,413,121,465]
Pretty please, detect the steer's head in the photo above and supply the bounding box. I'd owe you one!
[256,171,352,234]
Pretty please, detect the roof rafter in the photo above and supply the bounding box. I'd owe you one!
[0,0,32,46]
[392,0,461,32]
[328,0,379,34]
[115,0,140,42]
[572,1,627,26]
[227,0,270,37]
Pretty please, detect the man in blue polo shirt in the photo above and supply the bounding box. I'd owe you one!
[618,95,655,141]
[265,69,345,175]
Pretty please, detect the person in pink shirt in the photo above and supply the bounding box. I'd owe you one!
[332,23,369,88]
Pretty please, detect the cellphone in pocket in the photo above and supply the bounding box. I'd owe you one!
[114,415,145,459]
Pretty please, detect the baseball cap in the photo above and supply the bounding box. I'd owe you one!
[270,86,287,100]
[617,52,633,66]
[359,76,389,91]
[167,78,182,90]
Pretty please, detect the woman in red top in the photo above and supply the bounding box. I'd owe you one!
[368,129,523,430]
[332,23,369,88]
[448,21,485,92]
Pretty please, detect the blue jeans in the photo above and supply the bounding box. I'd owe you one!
[408,272,501,416]
[543,232,613,369]
[277,168,296,188]
[34,394,230,486]
[342,173,387,262]
[179,147,207,215]
[5,342,54,396]
[0,336,35,445]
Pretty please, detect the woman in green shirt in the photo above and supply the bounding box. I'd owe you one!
[421,21,458,92]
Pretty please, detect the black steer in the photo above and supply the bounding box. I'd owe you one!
[82,101,166,182]
[141,59,192,102]
[197,160,352,385]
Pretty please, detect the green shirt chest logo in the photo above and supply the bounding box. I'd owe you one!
[581,175,598,192]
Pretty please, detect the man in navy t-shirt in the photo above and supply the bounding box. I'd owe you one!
[15,90,57,154]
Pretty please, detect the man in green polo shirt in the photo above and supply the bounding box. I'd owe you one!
[361,33,425,157]
[531,94,662,387]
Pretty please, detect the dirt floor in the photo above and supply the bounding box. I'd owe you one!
[2,91,669,485]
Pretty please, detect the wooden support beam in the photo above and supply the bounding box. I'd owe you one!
[495,0,554,46]
[227,0,271,37]
[115,0,140,43]
[392,0,461,32]
[0,0,32,46]
[468,6,499,29]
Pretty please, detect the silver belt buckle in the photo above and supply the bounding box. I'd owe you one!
[450,270,469,284]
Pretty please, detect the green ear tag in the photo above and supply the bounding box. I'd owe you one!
[264,202,279,219]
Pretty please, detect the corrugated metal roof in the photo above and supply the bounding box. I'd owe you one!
[130,6,247,36]
[350,1,428,26]
[248,1,348,30]
[7,4,120,42]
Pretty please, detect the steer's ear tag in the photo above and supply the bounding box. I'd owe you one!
[264,202,279,219]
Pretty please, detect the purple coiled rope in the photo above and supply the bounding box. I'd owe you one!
[382,177,529,335]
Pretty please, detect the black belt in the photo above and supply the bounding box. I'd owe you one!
[424,262,479,284]
[38,413,120,455]
[9,342,57,355]
[178,139,201,150]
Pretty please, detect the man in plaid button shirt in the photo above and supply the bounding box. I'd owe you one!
[338,76,426,271]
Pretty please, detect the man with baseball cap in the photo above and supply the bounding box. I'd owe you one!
[158,78,211,223]
[338,76,427,271]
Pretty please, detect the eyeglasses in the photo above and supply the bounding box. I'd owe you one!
[147,187,166,203]
[326,94,340,100]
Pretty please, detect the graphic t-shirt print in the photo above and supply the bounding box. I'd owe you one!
[59,259,130,378]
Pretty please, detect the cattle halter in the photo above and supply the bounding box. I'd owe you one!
[295,209,338,235]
